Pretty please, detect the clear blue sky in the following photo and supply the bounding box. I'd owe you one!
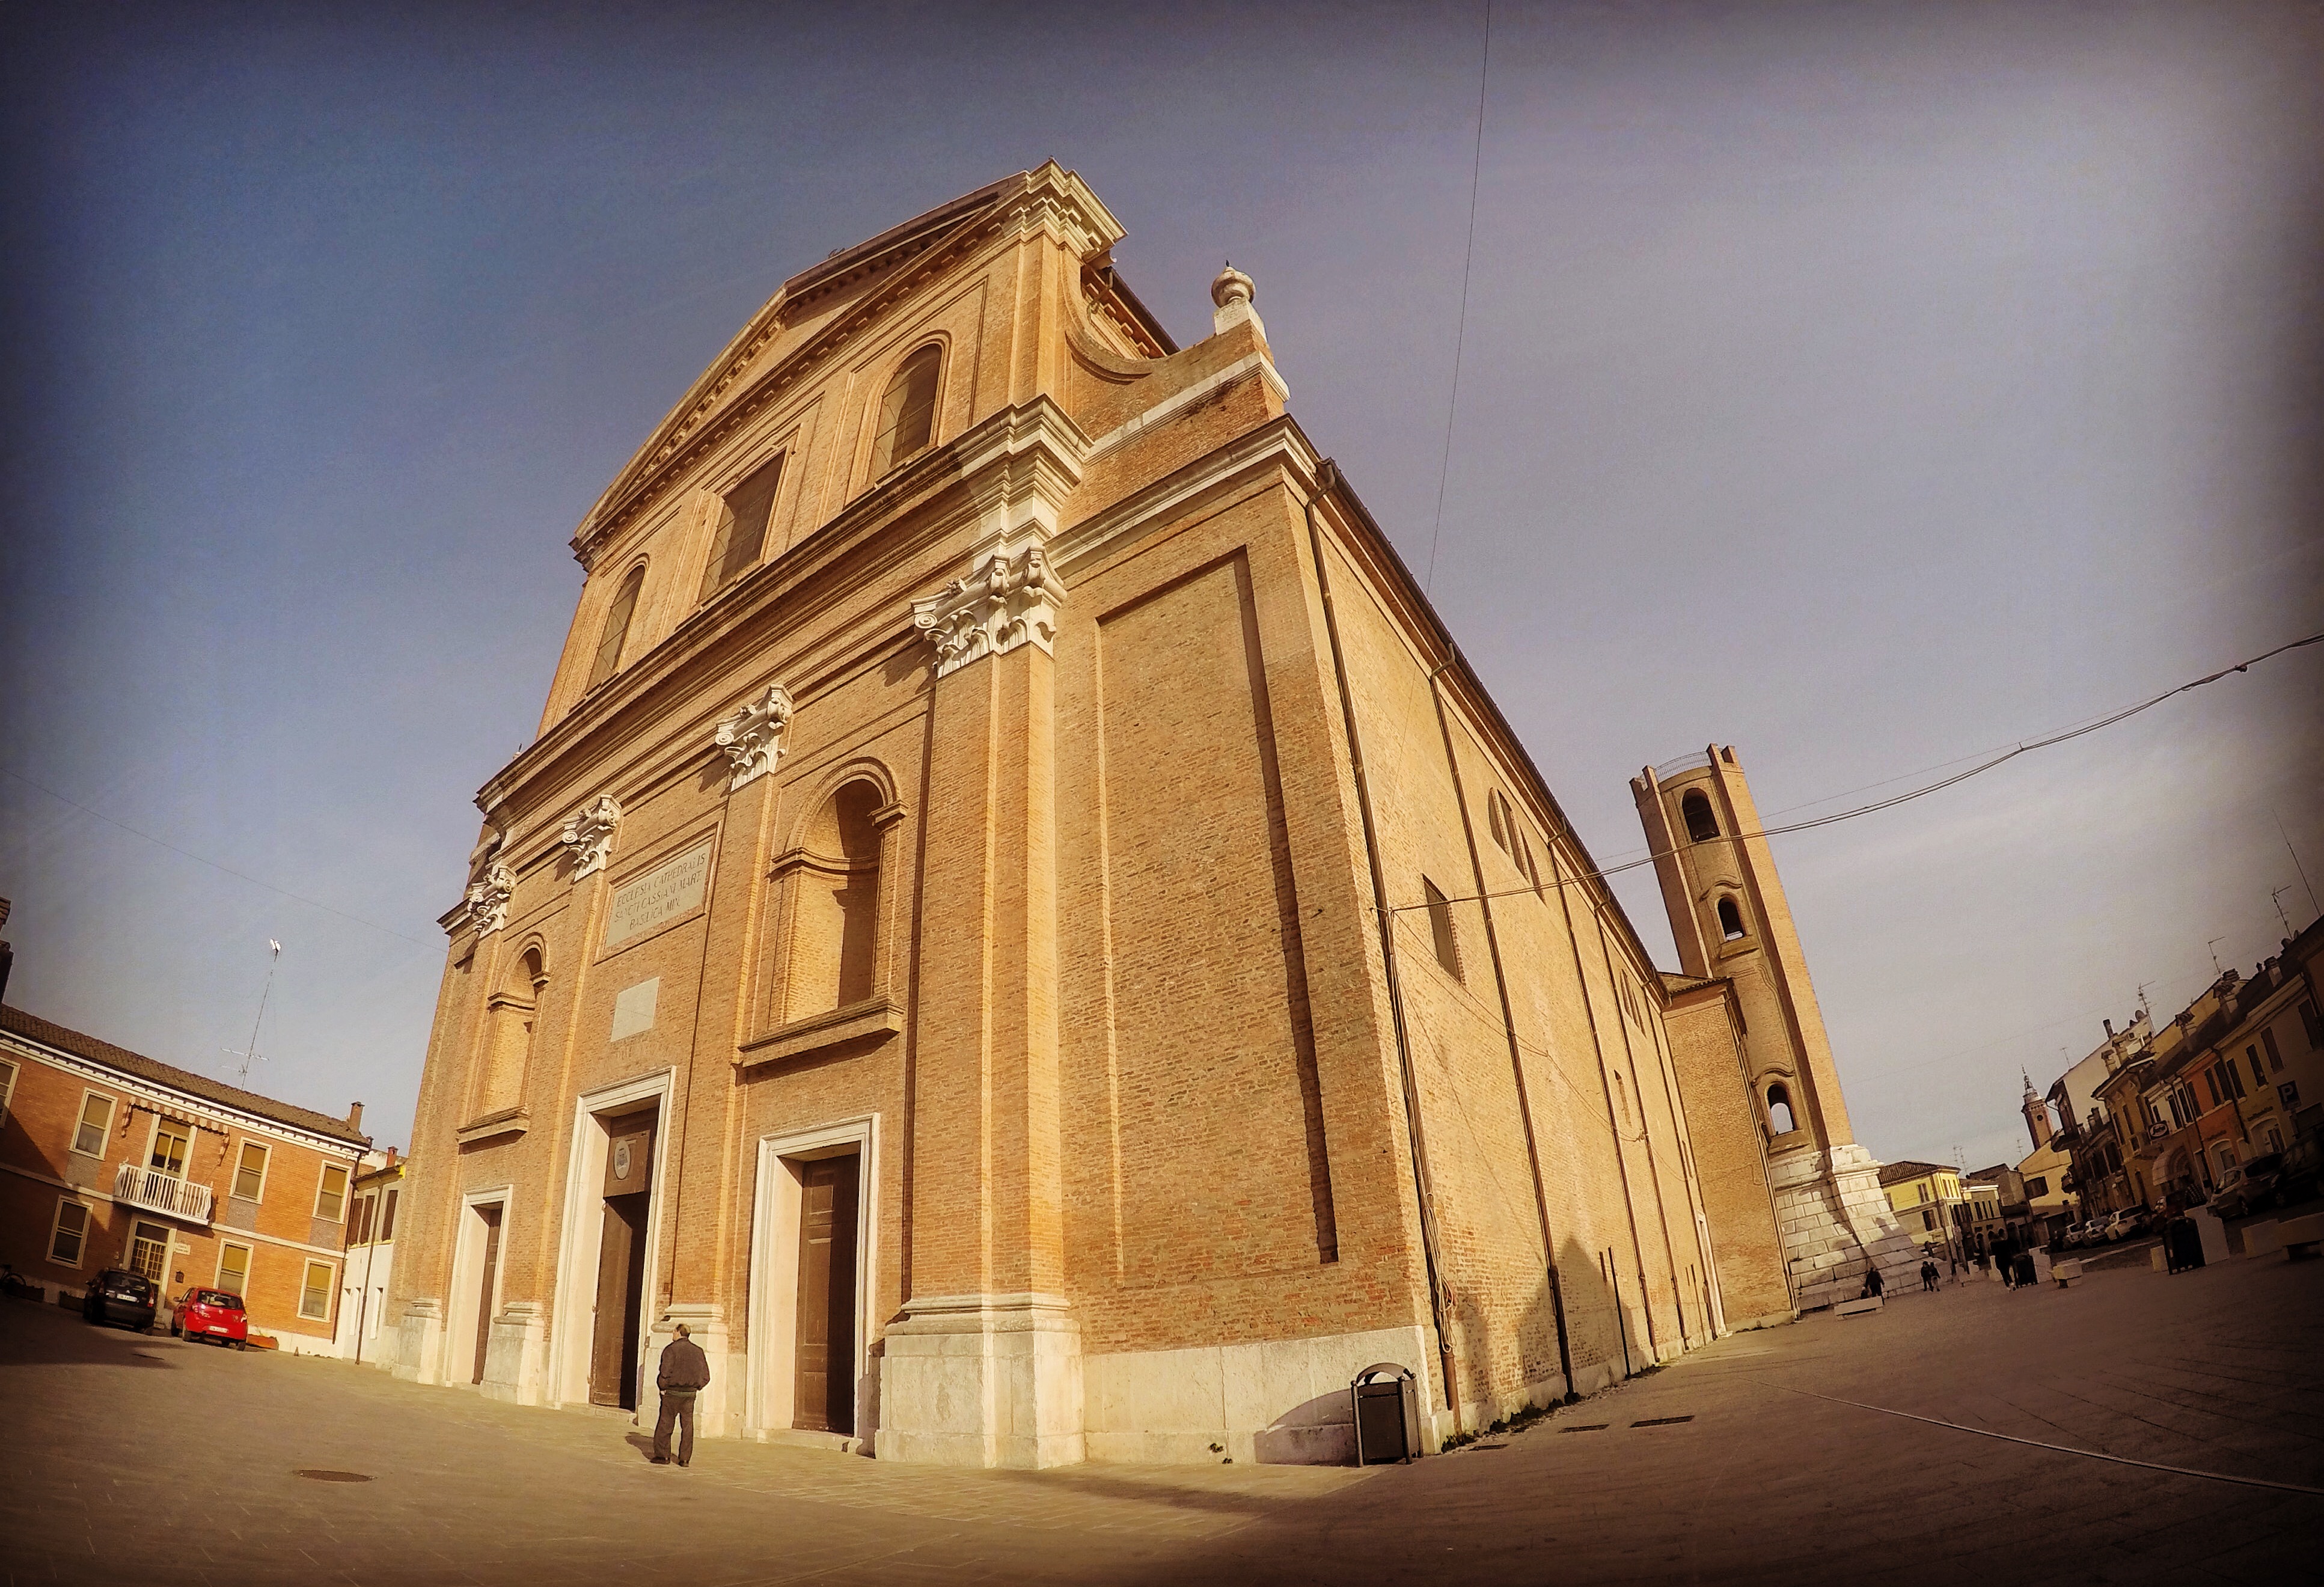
[4,1,2319,1174]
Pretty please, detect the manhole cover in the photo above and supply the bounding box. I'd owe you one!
[1559,1423,1609,1433]
[293,1470,373,1483]
[1631,1416,1695,1427]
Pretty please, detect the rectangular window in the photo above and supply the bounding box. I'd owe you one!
[48,1200,90,1266]
[699,452,786,601]
[2204,1072,2221,1108]
[150,1121,190,1177]
[216,1241,251,1296]
[2026,1176,2047,1197]
[299,1260,334,1321]
[2302,998,2323,1049]
[2248,1048,2266,1089]
[1918,1184,1929,1203]
[72,1092,115,1157]
[1921,1209,1936,1231]
[351,1194,376,1246]
[0,1056,16,1125]
[2215,1145,2237,1175]
[2263,1027,2283,1071]
[128,1222,170,1283]
[1423,878,1461,979]
[380,1187,400,1241]
[232,1141,269,1201]
[2226,1060,2247,1100]
[314,1163,349,1223]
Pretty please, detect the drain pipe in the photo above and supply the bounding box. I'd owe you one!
[1303,462,1462,1439]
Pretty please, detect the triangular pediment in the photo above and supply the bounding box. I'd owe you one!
[570,163,1126,564]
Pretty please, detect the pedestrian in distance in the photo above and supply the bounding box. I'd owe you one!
[1859,1262,1885,1301]
[2014,1250,2037,1289]
[1919,1258,1939,1292]
[652,1322,711,1467]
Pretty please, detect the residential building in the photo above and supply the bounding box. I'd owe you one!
[0,1004,371,1352]
[378,165,1918,1468]
[335,1149,405,1362]
[1876,1160,1966,1258]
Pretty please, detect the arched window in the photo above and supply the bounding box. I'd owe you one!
[1766,1083,1796,1136]
[787,780,884,1020]
[1486,790,1510,854]
[869,344,942,478]
[1717,896,1746,941]
[587,564,646,691]
[1682,790,1719,843]
[699,452,786,602]
[477,946,546,1120]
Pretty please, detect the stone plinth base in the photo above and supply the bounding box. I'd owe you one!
[1771,1145,1925,1311]
[1081,1323,1437,1466]
[876,1292,1084,1468]
[479,1301,547,1405]
[392,1297,445,1384]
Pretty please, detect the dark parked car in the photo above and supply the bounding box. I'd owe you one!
[2208,1154,2285,1219]
[170,1288,248,1348]
[82,1268,157,1330]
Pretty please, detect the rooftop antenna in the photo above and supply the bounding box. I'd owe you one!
[224,940,281,1087]
[2274,885,2298,938]
[2207,937,2227,977]
[2136,981,2154,1023]
[2277,810,2319,915]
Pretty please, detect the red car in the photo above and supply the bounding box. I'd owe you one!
[171,1288,248,1348]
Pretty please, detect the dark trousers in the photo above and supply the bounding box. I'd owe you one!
[653,1389,697,1464]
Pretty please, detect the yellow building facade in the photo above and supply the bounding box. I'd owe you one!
[379,167,1912,1467]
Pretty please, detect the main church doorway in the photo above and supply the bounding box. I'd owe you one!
[589,1108,656,1410]
[792,1154,859,1434]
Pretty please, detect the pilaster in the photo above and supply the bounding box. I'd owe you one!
[882,511,1080,1466]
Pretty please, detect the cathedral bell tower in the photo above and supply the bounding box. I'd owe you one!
[1633,746,1922,1309]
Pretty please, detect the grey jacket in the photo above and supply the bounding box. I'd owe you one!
[657,1336,711,1393]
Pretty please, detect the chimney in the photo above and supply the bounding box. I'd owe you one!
[347,1101,364,1133]
[2102,1018,2114,1039]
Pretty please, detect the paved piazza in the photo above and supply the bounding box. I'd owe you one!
[4,1253,2319,1587]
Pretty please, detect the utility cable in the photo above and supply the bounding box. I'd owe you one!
[1424,0,1492,594]
[1398,630,2323,914]
[2,765,437,951]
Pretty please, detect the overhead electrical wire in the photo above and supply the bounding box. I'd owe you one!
[1,766,436,950]
[1424,0,1492,595]
[1395,630,2324,914]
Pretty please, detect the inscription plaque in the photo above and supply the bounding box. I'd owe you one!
[604,841,711,947]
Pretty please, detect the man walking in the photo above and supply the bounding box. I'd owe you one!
[652,1323,711,1467]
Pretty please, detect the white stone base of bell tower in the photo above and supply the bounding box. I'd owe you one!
[1768,1145,1928,1312]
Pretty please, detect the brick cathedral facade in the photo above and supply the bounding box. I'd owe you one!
[378,165,1913,1465]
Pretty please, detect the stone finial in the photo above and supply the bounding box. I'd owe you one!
[715,684,795,791]
[1210,261,1264,340]
[560,794,623,880]
[465,861,516,938]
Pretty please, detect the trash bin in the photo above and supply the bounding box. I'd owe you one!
[1350,1362,1421,1464]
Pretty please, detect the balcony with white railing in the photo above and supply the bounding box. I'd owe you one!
[114,1163,214,1225]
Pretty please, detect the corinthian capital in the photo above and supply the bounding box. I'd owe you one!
[715,685,795,791]
[910,531,1069,680]
[465,861,516,938]
[560,794,623,880]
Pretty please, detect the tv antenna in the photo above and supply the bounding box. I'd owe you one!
[224,940,281,1087]
[2274,885,2298,938]
[2207,937,2227,977]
